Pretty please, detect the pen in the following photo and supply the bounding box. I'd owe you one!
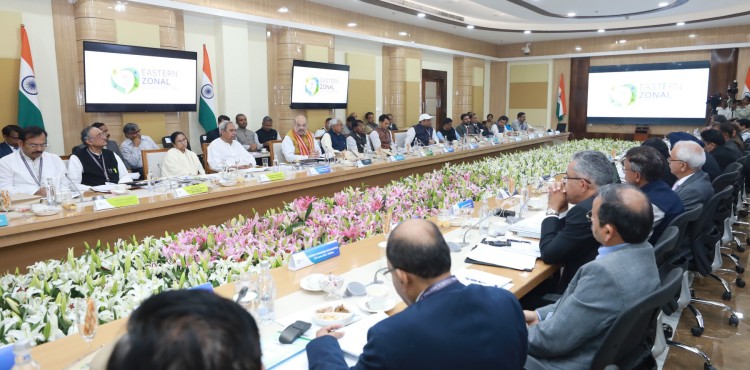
[506,239,531,244]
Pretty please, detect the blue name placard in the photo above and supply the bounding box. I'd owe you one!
[0,214,7,227]
[288,241,341,271]
[452,199,475,214]
[443,147,455,153]
[469,143,479,149]
[308,165,332,176]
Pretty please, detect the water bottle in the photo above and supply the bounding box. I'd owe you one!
[257,259,276,325]
[11,340,40,370]
[45,177,56,206]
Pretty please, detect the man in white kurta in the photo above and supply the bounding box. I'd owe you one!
[0,127,67,196]
[207,121,255,172]
[281,115,321,162]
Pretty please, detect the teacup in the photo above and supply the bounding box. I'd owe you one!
[365,284,388,311]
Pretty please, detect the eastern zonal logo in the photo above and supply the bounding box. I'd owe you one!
[111,68,140,94]
[305,76,320,97]
[608,84,637,107]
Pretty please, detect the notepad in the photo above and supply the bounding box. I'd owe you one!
[507,213,546,239]
[454,268,512,289]
[337,312,389,356]
[465,244,537,271]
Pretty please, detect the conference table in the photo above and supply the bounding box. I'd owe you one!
[31,202,557,369]
[0,133,568,274]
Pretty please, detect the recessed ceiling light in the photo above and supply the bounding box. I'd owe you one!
[676,22,685,26]
[567,12,576,17]
[347,22,357,27]
[597,29,605,33]
[658,2,669,7]
[575,46,582,51]
[467,25,475,29]
[417,13,426,18]
[689,34,696,38]
[524,30,531,34]
[398,31,408,36]
[278,7,289,13]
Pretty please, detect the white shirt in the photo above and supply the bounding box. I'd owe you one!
[207,139,256,172]
[716,107,733,119]
[314,129,326,138]
[320,132,341,154]
[369,130,383,149]
[672,172,694,190]
[162,148,206,177]
[67,151,131,185]
[120,135,159,168]
[0,151,67,195]
[346,134,372,153]
[405,126,439,147]
[281,135,322,162]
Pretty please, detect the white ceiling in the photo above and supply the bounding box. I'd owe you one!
[311,0,750,44]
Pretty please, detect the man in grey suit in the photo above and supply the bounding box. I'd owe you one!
[669,140,714,210]
[524,184,661,369]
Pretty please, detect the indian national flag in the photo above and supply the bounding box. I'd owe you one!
[556,73,567,122]
[18,25,44,129]
[198,44,218,132]
[743,67,750,99]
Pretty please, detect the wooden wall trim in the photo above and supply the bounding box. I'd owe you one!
[51,0,82,153]
[568,57,589,140]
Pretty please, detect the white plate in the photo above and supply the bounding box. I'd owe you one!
[91,184,116,193]
[300,273,325,292]
[311,302,354,327]
[219,181,237,187]
[33,208,61,217]
[358,297,398,313]
[110,189,130,195]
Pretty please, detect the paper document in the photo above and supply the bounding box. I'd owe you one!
[466,244,537,271]
[454,268,512,289]
[508,213,546,239]
[337,312,389,356]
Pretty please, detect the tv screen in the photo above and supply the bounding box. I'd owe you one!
[83,41,197,112]
[290,60,349,109]
[587,61,710,125]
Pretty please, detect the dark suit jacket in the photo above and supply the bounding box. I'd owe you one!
[710,144,741,171]
[306,281,528,370]
[0,142,14,159]
[539,196,598,293]
[529,242,660,370]
[675,170,714,210]
[702,153,721,181]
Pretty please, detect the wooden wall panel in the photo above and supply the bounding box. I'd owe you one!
[489,61,507,118]
[569,57,590,140]
[709,49,739,101]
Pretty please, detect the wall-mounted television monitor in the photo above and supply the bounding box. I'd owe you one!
[587,61,710,125]
[83,41,197,112]
[290,60,350,109]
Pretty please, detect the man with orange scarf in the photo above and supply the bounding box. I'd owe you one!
[281,115,321,162]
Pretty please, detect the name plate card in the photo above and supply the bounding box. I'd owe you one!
[452,199,475,213]
[308,165,332,176]
[174,183,209,198]
[288,241,341,271]
[469,143,479,149]
[0,214,8,227]
[356,159,373,167]
[423,149,434,156]
[259,172,285,183]
[443,147,455,153]
[514,137,522,142]
[498,188,511,199]
[94,195,140,211]
[389,155,405,162]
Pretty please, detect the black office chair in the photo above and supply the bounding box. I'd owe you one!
[525,268,684,370]
[199,134,209,144]
[661,206,703,269]
[162,136,174,149]
[653,226,679,268]
[721,161,742,175]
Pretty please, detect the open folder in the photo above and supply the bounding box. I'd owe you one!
[465,244,537,271]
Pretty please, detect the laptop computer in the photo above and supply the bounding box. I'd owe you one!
[555,123,567,132]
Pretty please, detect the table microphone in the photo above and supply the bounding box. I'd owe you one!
[64,173,84,201]
[447,209,502,252]
[157,164,173,189]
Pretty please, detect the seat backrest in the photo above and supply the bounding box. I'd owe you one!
[201,143,212,173]
[269,139,283,163]
[199,134,209,144]
[162,136,174,149]
[653,226,679,267]
[590,267,683,370]
[688,186,732,275]
[142,148,169,178]
[692,185,733,239]
[665,205,702,253]
[711,171,739,193]
[394,131,407,149]
[722,161,742,175]
[0,344,14,370]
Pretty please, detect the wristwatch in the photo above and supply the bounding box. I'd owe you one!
[545,208,560,216]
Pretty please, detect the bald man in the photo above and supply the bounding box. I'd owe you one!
[307,219,527,370]
[281,115,321,162]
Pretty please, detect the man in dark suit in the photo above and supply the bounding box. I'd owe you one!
[666,131,721,181]
[0,125,22,159]
[525,184,661,369]
[622,146,684,244]
[701,128,740,171]
[669,140,714,210]
[538,150,618,294]
[306,219,528,370]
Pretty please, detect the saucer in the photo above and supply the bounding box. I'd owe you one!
[110,189,130,195]
[300,273,325,292]
[33,207,61,217]
[358,297,397,313]
[219,181,237,187]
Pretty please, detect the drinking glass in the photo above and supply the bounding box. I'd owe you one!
[319,273,345,300]
[272,159,279,172]
[383,212,394,239]
[75,298,98,346]
[262,158,269,168]
[437,209,451,229]
[0,190,11,213]
[235,269,259,316]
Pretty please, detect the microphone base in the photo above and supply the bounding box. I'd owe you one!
[447,241,469,252]
[505,216,524,224]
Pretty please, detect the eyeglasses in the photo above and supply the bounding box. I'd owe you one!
[620,159,639,173]
[667,158,686,164]
[558,173,591,184]
[26,143,48,149]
